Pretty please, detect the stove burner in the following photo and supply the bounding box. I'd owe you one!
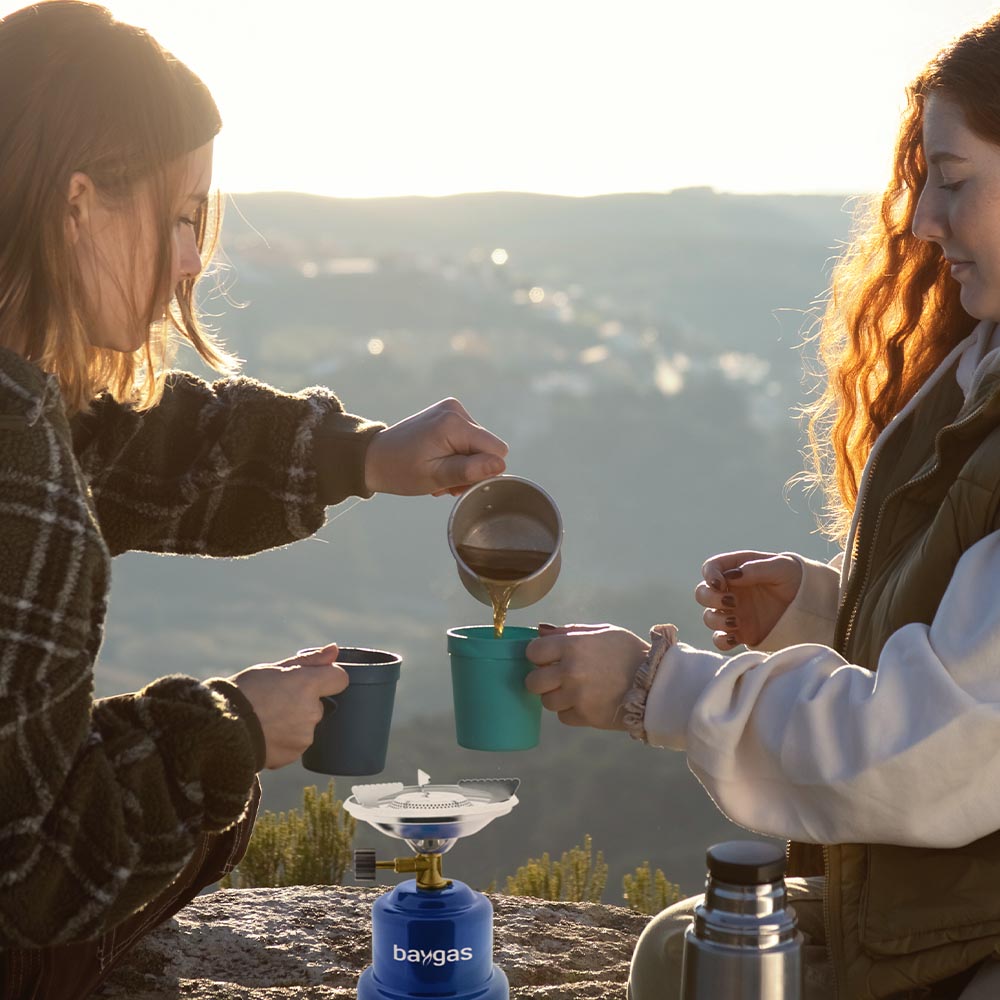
[383,790,475,811]
[344,774,520,855]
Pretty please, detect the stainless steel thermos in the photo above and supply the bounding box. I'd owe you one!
[680,841,803,1000]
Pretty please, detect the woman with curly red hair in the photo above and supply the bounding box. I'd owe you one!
[527,12,1000,999]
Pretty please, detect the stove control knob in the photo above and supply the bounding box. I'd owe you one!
[354,849,377,882]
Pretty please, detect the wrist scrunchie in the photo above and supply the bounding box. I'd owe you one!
[622,623,678,744]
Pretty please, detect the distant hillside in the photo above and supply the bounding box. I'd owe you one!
[223,188,857,366]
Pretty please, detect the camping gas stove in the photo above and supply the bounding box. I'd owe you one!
[346,772,519,999]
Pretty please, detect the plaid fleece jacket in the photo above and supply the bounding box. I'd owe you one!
[0,346,382,947]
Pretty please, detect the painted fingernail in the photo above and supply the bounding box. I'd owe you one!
[724,568,744,581]
[722,595,736,608]
[710,578,724,591]
[725,616,738,628]
[726,635,738,646]
[538,622,557,630]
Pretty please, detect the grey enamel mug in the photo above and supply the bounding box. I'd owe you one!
[301,647,401,776]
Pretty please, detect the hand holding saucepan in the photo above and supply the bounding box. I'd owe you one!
[364,398,509,498]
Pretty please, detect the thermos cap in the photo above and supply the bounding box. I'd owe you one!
[706,840,786,885]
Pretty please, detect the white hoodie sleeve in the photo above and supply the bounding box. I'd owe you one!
[642,530,1000,849]
[748,552,844,652]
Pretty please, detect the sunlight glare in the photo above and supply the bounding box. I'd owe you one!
[13,0,999,197]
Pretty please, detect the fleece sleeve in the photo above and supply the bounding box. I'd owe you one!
[72,372,384,557]
[642,531,1000,849]
[0,400,265,948]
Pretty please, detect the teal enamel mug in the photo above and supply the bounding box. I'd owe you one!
[447,625,541,751]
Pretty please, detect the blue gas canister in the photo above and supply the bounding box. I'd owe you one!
[359,877,507,999]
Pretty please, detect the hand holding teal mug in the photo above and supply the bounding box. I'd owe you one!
[447,625,541,750]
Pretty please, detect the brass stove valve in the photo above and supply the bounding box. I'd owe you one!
[354,849,452,891]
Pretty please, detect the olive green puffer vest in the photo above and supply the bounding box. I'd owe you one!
[789,357,1000,999]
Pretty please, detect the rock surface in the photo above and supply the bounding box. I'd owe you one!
[96,885,649,998]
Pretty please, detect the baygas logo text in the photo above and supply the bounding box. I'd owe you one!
[392,944,474,967]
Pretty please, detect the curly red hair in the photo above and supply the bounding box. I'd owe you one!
[804,14,1000,541]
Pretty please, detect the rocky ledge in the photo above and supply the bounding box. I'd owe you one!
[96,885,648,998]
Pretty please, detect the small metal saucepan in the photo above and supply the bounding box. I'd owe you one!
[447,475,563,610]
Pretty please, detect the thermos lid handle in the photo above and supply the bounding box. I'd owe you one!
[706,840,786,885]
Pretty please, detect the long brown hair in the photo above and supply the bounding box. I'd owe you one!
[803,15,1000,542]
[0,1,237,414]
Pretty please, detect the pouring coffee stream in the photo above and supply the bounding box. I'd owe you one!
[453,543,552,636]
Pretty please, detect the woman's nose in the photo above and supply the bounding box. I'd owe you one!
[177,228,203,281]
[912,183,949,244]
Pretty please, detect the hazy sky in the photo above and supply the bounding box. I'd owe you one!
[8,0,1000,197]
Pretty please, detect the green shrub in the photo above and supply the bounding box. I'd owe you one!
[622,861,682,915]
[221,781,356,888]
[500,834,608,903]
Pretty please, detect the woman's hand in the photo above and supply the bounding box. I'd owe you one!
[364,398,508,497]
[525,623,650,730]
[230,643,348,769]
[695,551,802,651]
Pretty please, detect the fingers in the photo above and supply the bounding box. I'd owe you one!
[695,557,787,609]
[694,580,738,611]
[712,630,742,652]
[703,607,739,633]
[524,663,563,695]
[440,405,510,459]
[303,642,339,662]
[696,584,742,648]
[701,603,743,648]
[556,708,588,727]
[540,687,576,713]
[527,627,607,665]
[526,664,605,715]
[538,622,610,634]
[308,662,350,697]
[471,426,509,463]
[431,409,509,490]
[434,451,507,492]
[526,636,560,667]
[432,397,472,420]
[272,644,348,696]
[700,550,774,590]
[731,555,802,592]
[278,642,339,667]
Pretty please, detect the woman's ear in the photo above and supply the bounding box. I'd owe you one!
[64,171,96,246]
